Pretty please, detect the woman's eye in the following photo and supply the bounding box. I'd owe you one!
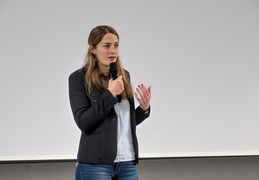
[115,44,119,48]
[104,45,110,48]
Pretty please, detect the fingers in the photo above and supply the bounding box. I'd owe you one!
[137,84,151,99]
[108,75,124,96]
[147,86,151,96]
[135,84,151,111]
[117,75,124,89]
[117,75,123,81]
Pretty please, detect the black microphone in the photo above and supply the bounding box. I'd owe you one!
[110,62,121,102]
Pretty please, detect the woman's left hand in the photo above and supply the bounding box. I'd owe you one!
[135,84,151,111]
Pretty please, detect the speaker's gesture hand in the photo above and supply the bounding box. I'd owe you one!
[135,84,151,111]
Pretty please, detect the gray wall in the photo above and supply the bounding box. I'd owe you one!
[1,157,259,180]
[1,0,259,161]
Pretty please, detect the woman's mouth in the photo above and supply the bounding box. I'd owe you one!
[109,56,116,61]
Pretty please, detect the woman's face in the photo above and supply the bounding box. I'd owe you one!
[92,33,119,72]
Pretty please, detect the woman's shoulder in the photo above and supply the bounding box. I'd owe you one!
[123,69,131,79]
[123,68,129,74]
[70,67,85,77]
[69,67,86,83]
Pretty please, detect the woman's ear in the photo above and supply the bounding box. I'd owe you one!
[90,45,96,54]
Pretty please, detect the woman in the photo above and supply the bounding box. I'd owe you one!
[69,25,151,180]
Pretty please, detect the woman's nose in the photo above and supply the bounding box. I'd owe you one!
[110,45,117,54]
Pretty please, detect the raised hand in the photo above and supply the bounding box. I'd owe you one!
[135,84,151,111]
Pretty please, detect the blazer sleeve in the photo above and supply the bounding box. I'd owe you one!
[68,70,118,134]
[135,106,151,125]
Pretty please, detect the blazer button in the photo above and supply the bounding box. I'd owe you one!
[106,105,112,112]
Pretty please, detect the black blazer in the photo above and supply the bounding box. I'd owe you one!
[68,68,150,164]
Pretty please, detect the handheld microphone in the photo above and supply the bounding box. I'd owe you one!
[110,62,121,102]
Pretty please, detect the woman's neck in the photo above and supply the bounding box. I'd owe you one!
[98,64,110,77]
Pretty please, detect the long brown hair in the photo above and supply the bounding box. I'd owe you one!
[83,25,133,100]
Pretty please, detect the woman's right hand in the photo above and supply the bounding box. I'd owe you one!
[108,75,124,97]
